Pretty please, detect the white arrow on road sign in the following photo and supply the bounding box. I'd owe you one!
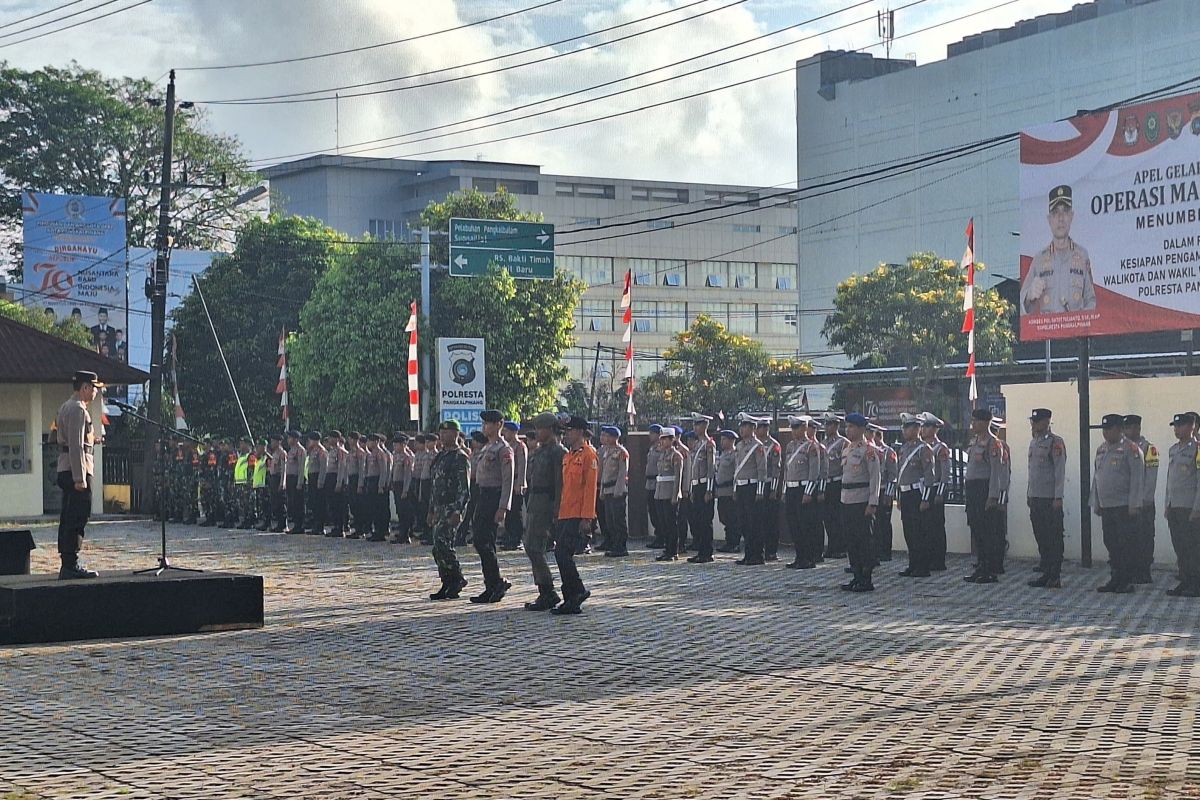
[454,254,468,269]
[537,230,549,245]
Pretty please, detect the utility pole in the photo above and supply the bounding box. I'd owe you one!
[144,70,176,513]
[420,225,432,429]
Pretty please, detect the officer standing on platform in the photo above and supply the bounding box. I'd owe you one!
[500,421,528,550]
[919,413,951,570]
[964,408,1006,583]
[644,424,663,549]
[895,414,934,577]
[839,413,881,592]
[714,430,739,552]
[653,426,684,561]
[1027,409,1067,588]
[284,430,306,534]
[733,413,768,565]
[820,412,849,559]
[54,370,102,579]
[1164,412,1200,597]
[598,425,629,557]
[523,413,567,609]
[783,415,822,569]
[552,415,599,615]
[1124,414,1159,583]
[1092,413,1145,593]
[686,414,715,564]
[427,420,471,601]
[470,410,515,603]
[757,417,784,561]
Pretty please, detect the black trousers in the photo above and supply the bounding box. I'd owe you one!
[268,473,284,528]
[346,474,362,532]
[761,495,780,558]
[899,490,926,571]
[1100,506,1137,586]
[735,483,762,561]
[656,498,679,555]
[285,475,304,532]
[929,498,947,569]
[555,518,587,600]
[415,478,432,534]
[1133,506,1156,577]
[1028,497,1065,574]
[841,500,873,579]
[965,480,1003,576]
[362,476,384,538]
[645,487,660,541]
[317,473,336,532]
[306,474,323,531]
[472,488,504,588]
[784,487,805,561]
[502,495,525,548]
[822,482,844,554]
[56,471,91,563]
[393,489,413,540]
[676,498,690,550]
[717,495,739,547]
[603,495,628,553]
[875,497,894,560]
[688,485,714,558]
[1167,507,1200,587]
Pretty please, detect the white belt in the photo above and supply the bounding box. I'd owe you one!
[735,479,758,486]
[827,477,842,484]
[899,483,919,492]
[656,475,675,482]
[785,480,802,488]
[691,479,706,486]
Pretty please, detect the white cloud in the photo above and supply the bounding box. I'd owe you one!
[0,0,1085,186]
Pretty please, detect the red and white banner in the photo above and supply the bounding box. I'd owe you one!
[621,269,635,423]
[1019,90,1200,341]
[406,302,420,428]
[276,328,289,426]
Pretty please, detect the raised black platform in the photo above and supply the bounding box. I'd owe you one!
[0,570,264,645]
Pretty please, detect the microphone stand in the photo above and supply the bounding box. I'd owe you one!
[111,399,205,576]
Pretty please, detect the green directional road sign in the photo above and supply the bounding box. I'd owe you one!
[448,217,555,280]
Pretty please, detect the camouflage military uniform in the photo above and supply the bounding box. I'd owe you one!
[167,445,186,522]
[429,445,471,589]
[181,447,199,524]
[198,446,219,526]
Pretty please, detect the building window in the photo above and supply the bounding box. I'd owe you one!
[557,182,615,199]
[762,304,799,335]
[581,300,612,331]
[368,219,398,240]
[0,419,29,475]
[633,272,652,286]
[705,190,759,206]
[557,255,613,286]
[728,303,757,334]
[573,217,600,226]
[778,225,798,234]
[705,274,724,288]
[632,186,689,202]
[631,301,656,332]
[646,219,674,230]
[660,260,685,286]
[691,302,726,326]
[472,177,538,195]
[658,301,686,333]
[732,224,761,233]
[663,273,681,287]
[764,263,798,291]
[729,262,755,289]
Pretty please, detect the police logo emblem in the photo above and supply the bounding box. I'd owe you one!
[1167,109,1185,139]
[446,342,477,386]
[1122,114,1139,146]
[1145,111,1160,143]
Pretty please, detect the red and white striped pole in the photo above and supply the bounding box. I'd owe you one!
[961,218,977,405]
[276,328,289,428]
[621,269,636,424]
[405,301,420,428]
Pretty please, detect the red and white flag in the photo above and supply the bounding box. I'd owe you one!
[800,388,810,414]
[961,218,977,403]
[621,269,636,422]
[276,328,289,425]
[405,301,420,428]
[171,333,187,430]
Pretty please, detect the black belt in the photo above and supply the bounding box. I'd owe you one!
[61,446,94,453]
[842,482,868,490]
[715,481,733,488]
[528,487,553,495]
[601,480,617,488]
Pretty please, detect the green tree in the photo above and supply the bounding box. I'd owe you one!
[0,62,258,277]
[170,216,341,436]
[638,315,812,419]
[0,297,92,347]
[289,189,583,429]
[821,252,1014,410]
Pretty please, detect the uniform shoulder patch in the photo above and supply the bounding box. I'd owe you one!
[866,447,878,461]
[619,450,628,460]
[1052,439,1065,455]
[502,448,513,462]
[1145,445,1160,466]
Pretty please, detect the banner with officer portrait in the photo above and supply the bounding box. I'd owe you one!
[1019,90,1200,341]
[437,337,486,433]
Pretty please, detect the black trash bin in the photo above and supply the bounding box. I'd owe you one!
[0,529,36,575]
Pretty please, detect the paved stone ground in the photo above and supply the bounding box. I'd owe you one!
[1,519,1198,800]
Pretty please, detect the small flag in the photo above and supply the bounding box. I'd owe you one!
[406,301,420,427]
[276,328,289,425]
[621,270,636,422]
[962,218,977,403]
[800,388,810,414]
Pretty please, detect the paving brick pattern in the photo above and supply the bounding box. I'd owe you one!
[1,520,1198,799]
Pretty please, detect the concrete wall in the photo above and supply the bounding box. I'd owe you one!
[0,384,104,519]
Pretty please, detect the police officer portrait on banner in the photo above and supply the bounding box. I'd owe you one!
[1021,184,1097,315]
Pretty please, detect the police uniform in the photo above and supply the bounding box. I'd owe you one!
[524,416,567,601]
[414,439,434,540]
[993,419,1012,573]
[964,409,1006,583]
[872,427,899,563]
[329,436,351,536]
[321,433,342,535]
[758,421,784,561]
[714,431,739,551]
[599,426,630,557]
[284,432,307,534]
[652,429,685,560]
[685,415,716,562]
[673,431,691,552]
[471,410,515,602]
[501,424,528,550]
[1164,413,1200,596]
[821,415,850,558]
[1125,415,1160,583]
[268,439,287,532]
[1020,185,1097,314]
[390,435,416,542]
[896,415,935,576]
[919,413,951,570]
[54,371,101,579]
[783,416,823,568]
[428,422,470,600]
[1091,414,1145,592]
[733,413,768,565]
[1027,409,1067,584]
[252,444,270,530]
[644,427,663,547]
[839,414,882,591]
[183,445,200,525]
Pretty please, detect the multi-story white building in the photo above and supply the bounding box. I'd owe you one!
[262,156,801,386]
[795,0,1193,391]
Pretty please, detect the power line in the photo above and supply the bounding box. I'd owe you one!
[246,0,888,165]
[0,0,125,39]
[177,0,564,72]
[199,0,749,104]
[0,0,151,48]
[0,0,87,31]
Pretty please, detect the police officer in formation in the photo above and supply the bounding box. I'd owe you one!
[895,413,935,577]
[598,425,630,557]
[685,414,715,563]
[523,413,567,609]
[1092,413,1145,594]
[1026,409,1066,587]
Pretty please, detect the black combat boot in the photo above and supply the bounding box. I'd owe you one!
[524,584,561,611]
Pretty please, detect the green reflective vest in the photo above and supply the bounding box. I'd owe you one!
[234,454,249,483]
[252,455,268,488]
